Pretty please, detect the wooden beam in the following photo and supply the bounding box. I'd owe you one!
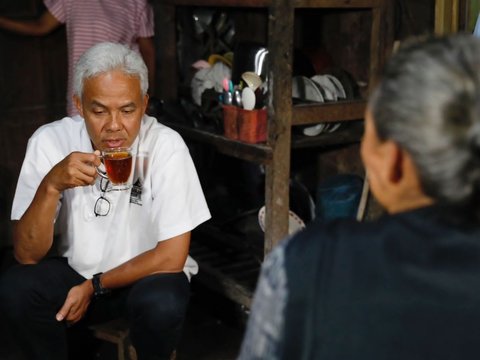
[292,100,366,125]
[435,0,460,34]
[155,3,177,100]
[264,0,294,253]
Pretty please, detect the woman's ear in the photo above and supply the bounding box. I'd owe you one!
[380,141,433,212]
[382,140,403,184]
[366,138,403,189]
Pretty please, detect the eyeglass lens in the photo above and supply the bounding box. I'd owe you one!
[94,196,110,216]
[94,178,111,216]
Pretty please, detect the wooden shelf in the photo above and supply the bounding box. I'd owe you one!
[160,120,273,164]
[292,99,366,125]
[292,120,363,148]
[154,0,388,308]
[158,98,365,165]
[161,119,363,163]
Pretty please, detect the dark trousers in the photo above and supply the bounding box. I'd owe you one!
[0,257,190,360]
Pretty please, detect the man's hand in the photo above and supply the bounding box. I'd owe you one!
[45,151,101,193]
[56,280,94,324]
[13,151,102,264]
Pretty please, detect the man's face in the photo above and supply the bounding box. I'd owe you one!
[74,69,148,151]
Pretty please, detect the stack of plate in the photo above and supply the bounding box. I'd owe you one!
[292,72,349,136]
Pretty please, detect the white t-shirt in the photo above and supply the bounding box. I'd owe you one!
[11,115,211,280]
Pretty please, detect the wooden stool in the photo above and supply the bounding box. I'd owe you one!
[89,319,177,360]
[90,318,137,360]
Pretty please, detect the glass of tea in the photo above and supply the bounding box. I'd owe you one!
[96,147,133,191]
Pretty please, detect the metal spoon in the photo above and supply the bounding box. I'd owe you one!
[234,89,243,107]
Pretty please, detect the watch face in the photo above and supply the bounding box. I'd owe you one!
[92,273,110,297]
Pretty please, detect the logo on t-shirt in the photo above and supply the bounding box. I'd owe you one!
[130,179,143,206]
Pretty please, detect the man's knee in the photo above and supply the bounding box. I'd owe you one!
[0,264,37,316]
[127,273,190,329]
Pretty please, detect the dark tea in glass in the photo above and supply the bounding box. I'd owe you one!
[104,151,132,184]
[97,147,133,190]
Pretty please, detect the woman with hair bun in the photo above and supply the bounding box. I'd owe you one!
[238,33,480,360]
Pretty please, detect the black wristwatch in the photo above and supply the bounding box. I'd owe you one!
[92,272,111,298]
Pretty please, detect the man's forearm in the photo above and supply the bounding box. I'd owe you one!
[14,180,61,264]
[14,151,100,263]
[98,232,190,290]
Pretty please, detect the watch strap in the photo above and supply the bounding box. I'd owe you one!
[92,272,110,298]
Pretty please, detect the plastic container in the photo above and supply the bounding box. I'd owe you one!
[238,108,267,144]
[315,174,364,221]
[223,106,267,144]
[222,105,239,140]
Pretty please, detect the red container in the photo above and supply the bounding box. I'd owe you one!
[238,108,267,144]
[222,105,239,140]
[223,106,267,144]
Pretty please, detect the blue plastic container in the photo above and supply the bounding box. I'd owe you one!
[315,174,364,221]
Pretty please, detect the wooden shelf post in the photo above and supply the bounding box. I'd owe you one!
[435,0,460,34]
[264,0,295,253]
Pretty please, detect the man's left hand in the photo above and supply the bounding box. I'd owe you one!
[56,280,94,324]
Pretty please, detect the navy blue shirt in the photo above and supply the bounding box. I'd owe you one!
[239,206,480,359]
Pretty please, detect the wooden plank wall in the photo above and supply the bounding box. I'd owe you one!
[435,0,475,34]
[0,0,67,247]
[435,0,460,33]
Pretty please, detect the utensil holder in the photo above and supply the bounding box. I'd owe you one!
[238,108,267,144]
[222,105,239,140]
[223,106,267,143]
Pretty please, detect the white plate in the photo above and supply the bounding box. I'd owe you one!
[292,76,324,103]
[292,76,327,136]
[311,75,338,101]
[258,206,305,236]
[325,123,341,133]
[310,74,343,133]
[324,74,347,99]
[303,124,326,136]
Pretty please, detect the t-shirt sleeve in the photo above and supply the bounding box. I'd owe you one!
[149,136,210,241]
[136,0,154,38]
[237,239,290,360]
[43,0,66,23]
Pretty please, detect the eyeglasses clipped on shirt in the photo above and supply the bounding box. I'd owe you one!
[94,177,111,217]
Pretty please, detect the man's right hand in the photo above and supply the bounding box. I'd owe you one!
[13,151,102,264]
[44,151,102,193]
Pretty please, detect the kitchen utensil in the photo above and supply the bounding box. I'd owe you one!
[241,71,263,91]
[241,87,256,110]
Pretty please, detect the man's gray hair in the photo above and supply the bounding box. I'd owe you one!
[73,42,148,97]
[369,33,480,212]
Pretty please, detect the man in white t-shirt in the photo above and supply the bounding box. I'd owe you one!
[0,42,210,360]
